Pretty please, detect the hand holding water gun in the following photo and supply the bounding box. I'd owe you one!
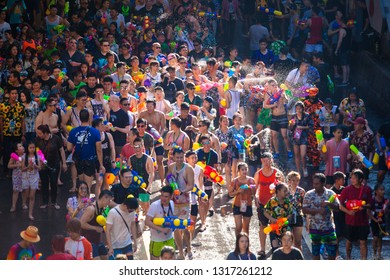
[258,6,282,16]
[350,145,373,169]
[346,200,366,211]
[315,130,327,153]
[103,120,116,132]
[36,148,48,164]
[234,134,245,151]
[10,152,22,162]
[166,173,181,196]
[240,184,256,190]
[197,161,225,185]
[267,90,282,105]
[191,185,208,200]
[264,217,289,235]
[131,170,147,189]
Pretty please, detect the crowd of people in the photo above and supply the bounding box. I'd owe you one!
[1,0,389,261]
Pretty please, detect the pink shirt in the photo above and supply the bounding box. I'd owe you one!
[324,139,350,176]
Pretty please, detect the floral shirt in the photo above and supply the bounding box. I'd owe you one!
[288,186,306,216]
[304,97,324,130]
[204,70,224,108]
[349,130,374,170]
[339,98,366,126]
[265,196,293,219]
[303,188,337,231]
[0,101,26,136]
[215,127,233,159]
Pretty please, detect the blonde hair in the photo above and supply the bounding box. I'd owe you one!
[287,171,301,181]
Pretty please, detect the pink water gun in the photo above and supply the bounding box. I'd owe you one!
[36,148,47,164]
[10,152,22,162]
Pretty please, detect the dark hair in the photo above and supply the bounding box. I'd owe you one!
[275,182,288,194]
[374,183,384,192]
[79,109,89,123]
[136,118,147,125]
[103,76,113,83]
[51,235,66,253]
[170,117,182,128]
[185,150,196,158]
[313,173,326,184]
[99,189,113,199]
[237,162,248,171]
[92,117,103,128]
[313,51,324,61]
[67,218,82,234]
[351,169,365,181]
[160,246,175,257]
[37,124,51,134]
[333,171,346,181]
[161,185,173,195]
[234,232,250,255]
[120,168,131,177]
[123,197,139,210]
[133,137,143,145]
[199,119,211,129]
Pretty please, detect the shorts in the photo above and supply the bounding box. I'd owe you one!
[289,214,304,227]
[22,173,39,190]
[305,43,323,53]
[270,114,288,132]
[257,204,269,226]
[76,160,98,177]
[370,221,386,238]
[205,188,213,199]
[309,229,337,257]
[233,205,253,217]
[155,145,164,156]
[344,225,370,242]
[334,216,345,238]
[221,152,228,164]
[109,243,133,260]
[92,242,108,258]
[337,50,349,66]
[12,173,23,192]
[190,204,199,217]
[174,204,190,220]
[149,238,175,258]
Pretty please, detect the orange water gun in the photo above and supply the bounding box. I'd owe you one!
[264,217,289,235]
[197,161,225,185]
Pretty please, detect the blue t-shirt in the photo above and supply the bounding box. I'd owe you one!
[68,126,101,161]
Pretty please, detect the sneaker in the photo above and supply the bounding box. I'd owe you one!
[40,204,48,209]
[53,203,60,210]
[288,151,293,158]
[22,204,28,210]
[208,209,214,217]
[336,256,343,260]
[273,153,280,159]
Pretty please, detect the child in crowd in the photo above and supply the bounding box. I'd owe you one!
[8,143,25,213]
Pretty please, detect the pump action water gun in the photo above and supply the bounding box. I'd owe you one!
[131,170,147,189]
[350,145,373,169]
[36,148,48,164]
[10,152,22,162]
[264,218,289,235]
[258,6,282,16]
[346,200,366,211]
[153,216,195,229]
[240,184,256,190]
[103,120,116,131]
[233,134,245,152]
[166,173,180,195]
[191,185,208,200]
[196,161,225,185]
[315,130,327,153]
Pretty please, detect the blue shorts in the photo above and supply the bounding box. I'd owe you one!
[109,243,133,260]
[305,43,323,53]
[310,229,337,257]
[92,242,108,258]
[155,145,164,156]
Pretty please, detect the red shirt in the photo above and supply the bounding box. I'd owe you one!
[339,185,373,226]
[256,169,277,205]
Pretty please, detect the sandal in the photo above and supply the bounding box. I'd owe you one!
[10,207,16,213]
[199,224,207,232]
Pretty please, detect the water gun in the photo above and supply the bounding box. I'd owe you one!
[199,82,218,91]
[10,152,22,162]
[147,125,163,144]
[240,184,256,190]
[197,161,225,185]
[315,130,327,153]
[153,216,195,230]
[105,173,116,185]
[263,218,289,235]
[32,253,43,260]
[57,71,66,83]
[327,75,334,94]
[143,16,150,30]
[297,19,307,26]
[53,24,66,34]
[346,200,366,211]
[233,134,245,152]
[250,85,266,94]
[244,138,251,150]
[103,120,116,132]
[34,97,47,104]
[258,6,282,16]
[380,137,387,150]
[64,1,69,16]
[198,11,219,18]
[81,197,94,204]
[386,152,390,170]
[347,19,356,27]
[166,173,180,195]
[36,148,48,164]
[221,142,228,150]
[328,194,340,203]
[191,185,208,200]
[268,90,282,105]
[373,147,380,165]
[350,145,373,169]
[220,99,227,108]
[144,79,152,87]
[103,94,110,101]
[96,215,107,231]
[192,142,202,150]
[131,170,147,189]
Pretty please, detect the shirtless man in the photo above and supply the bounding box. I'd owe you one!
[35,97,61,135]
[138,99,165,135]
[166,148,195,260]
[164,117,190,165]
[262,78,292,159]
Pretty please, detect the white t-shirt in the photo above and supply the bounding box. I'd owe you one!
[147,199,174,242]
[190,164,202,205]
[0,22,11,41]
[106,205,135,249]
[64,236,91,260]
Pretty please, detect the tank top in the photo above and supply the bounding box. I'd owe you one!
[180,114,195,143]
[168,131,186,161]
[101,132,111,164]
[82,202,103,245]
[45,16,60,38]
[257,168,277,205]
[191,164,202,205]
[130,154,149,185]
[226,89,241,119]
[307,17,323,44]
[172,163,190,205]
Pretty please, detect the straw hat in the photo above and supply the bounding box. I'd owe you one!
[20,226,40,243]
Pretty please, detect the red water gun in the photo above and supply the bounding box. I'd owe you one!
[197,161,225,185]
[263,218,289,235]
[346,200,366,211]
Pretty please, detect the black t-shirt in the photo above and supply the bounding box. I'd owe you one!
[188,50,204,63]
[272,247,304,260]
[111,183,139,203]
[40,77,57,93]
[35,134,63,166]
[86,85,97,99]
[247,136,261,166]
[196,148,219,187]
[331,186,345,223]
[109,109,130,147]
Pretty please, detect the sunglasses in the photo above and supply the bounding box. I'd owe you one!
[134,144,142,148]
[202,141,211,145]
[122,103,129,106]
[155,46,161,49]
[137,125,145,128]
